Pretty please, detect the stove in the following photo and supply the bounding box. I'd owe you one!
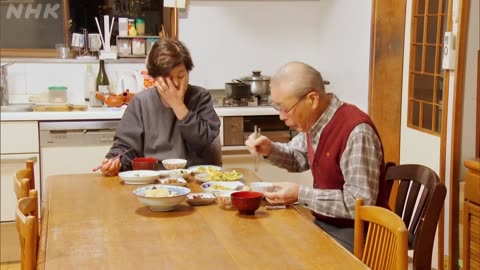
[219,96,271,107]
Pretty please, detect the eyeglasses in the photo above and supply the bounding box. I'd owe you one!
[271,92,310,114]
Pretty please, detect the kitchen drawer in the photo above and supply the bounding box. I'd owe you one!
[1,121,39,153]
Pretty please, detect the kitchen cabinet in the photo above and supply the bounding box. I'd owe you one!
[463,159,480,270]
[0,121,40,262]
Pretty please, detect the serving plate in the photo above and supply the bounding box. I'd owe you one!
[119,170,162,185]
[158,176,187,186]
[187,165,222,174]
[186,192,216,206]
[195,170,243,183]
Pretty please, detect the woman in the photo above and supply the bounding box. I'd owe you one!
[100,39,221,176]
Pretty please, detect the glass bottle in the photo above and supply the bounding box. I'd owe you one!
[92,60,109,107]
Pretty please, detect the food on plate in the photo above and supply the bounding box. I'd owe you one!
[207,170,241,181]
[162,178,181,184]
[241,185,252,191]
[192,194,204,199]
[144,186,178,197]
[210,184,232,191]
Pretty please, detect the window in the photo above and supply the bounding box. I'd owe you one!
[407,0,449,134]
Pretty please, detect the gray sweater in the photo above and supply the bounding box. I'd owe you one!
[105,85,221,171]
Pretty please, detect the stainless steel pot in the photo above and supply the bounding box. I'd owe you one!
[225,81,251,99]
[240,71,270,96]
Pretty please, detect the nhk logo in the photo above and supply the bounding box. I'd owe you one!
[5,3,60,19]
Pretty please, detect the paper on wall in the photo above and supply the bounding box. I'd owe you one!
[164,0,187,8]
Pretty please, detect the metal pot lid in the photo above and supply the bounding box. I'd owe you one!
[242,71,270,81]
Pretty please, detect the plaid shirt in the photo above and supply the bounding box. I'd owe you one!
[267,94,383,219]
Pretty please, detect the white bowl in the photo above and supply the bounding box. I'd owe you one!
[162,159,187,170]
[250,182,275,194]
[119,170,162,185]
[132,185,190,211]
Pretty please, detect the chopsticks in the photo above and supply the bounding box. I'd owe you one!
[254,125,261,172]
[92,147,133,172]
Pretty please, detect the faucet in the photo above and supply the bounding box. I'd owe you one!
[1,63,13,106]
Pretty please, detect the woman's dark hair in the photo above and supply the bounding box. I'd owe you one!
[146,39,194,78]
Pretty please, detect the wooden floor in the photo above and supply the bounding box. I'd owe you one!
[0,262,20,270]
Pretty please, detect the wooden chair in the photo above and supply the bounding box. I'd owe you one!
[354,198,408,270]
[16,190,39,270]
[14,160,35,199]
[385,164,447,270]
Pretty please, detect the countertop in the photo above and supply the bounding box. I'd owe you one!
[0,106,279,121]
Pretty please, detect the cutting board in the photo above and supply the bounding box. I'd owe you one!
[33,104,88,112]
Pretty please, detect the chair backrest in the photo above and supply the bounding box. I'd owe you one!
[354,198,408,270]
[16,189,39,270]
[14,160,36,199]
[385,164,447,270]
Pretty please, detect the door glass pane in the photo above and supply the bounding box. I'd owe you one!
[427,16,439,44]
[414,45,423,71]
[418,0,426,14]
[411,100,420,127]
[416,17,424,43]
[425,45,437,73]
[436,77,444,103]
[434,105,442,133]
[429,0,440,14]
[422,103,433,130]
[442,0,449,14]
[413,74,434,101]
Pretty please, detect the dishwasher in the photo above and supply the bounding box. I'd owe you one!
[39,120,119,198]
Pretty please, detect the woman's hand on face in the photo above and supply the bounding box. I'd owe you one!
[100,158,121,176]
[155,76,188,109]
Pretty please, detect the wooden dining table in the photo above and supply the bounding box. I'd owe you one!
[37,168,367,270]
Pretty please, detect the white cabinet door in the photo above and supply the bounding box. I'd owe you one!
[1,121,39,154]
[0,154,40,222]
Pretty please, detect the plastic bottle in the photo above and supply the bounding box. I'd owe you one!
[92,60,109,107]
[128,19,137,37]
[136,18,145,36]
[85,64,96,102]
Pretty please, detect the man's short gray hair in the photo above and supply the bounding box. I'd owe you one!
[271,61,325,97]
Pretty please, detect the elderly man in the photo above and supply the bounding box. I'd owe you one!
[245,61,387,252]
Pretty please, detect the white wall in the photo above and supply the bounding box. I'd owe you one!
[460,0,479,179]
[178,0,372,111]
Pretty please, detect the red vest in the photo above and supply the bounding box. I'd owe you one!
[306,103,387,227]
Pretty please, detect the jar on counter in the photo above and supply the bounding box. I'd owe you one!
[128,19,137,37]
[136,18,145,36]
[132,38,146,55]
[48,86,67,103]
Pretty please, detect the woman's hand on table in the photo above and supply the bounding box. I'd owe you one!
[245,133,273,157]
[100,158,121,176]
[264,182,300,205]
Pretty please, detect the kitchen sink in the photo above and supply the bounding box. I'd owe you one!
[0,104,33,112]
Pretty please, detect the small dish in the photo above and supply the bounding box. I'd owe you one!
[215,190,236,208]
[157,170,170,177]
[158,177,187,186]
[119,170,162,185]
[201,181,244,196]
[168,169,192,178]
[186,192,216,206]
[187,165,222,174]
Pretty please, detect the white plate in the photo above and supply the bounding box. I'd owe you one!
[194,170,243,183]
[187,165,222,174]
[157,170,170,177]
[201,181,245,193]
[158,176,187,186]
[119,170,162,185]
[168,169,192,178]
[186,192,216,206]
